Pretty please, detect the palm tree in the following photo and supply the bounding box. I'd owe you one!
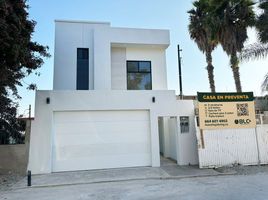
[211,0,255,92]
[240,43,268,61]
[256,0,268,43]
[188,0,218,92]
[240,0,268,93]
[241,0,268,60]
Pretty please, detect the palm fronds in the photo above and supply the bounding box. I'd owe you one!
[240,43,268,61]
[262,73,268,93]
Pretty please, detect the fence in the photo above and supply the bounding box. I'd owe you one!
[195,116,268,168]
[0,119,31,174]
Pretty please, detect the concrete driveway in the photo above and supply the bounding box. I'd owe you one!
[11,158,225,189]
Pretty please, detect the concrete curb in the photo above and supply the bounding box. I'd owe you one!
[11,171,237,190]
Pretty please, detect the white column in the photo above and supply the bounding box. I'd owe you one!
[93,27,111,90]
[150,112,160,167]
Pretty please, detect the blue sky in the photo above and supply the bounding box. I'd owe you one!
[18,0,268,115]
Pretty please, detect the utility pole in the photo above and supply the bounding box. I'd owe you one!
[28,104,31,119]
[177,45,183,99]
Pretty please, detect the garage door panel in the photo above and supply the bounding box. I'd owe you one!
[54,142,151,159]
[54,121,149,136]
[55,130,150,146]
[52,110,151,172]
[54,111,149,123]
[53,154,151,172]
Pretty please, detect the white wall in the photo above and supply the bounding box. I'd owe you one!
[168,118,178,161]
[126,47,168,90]
[53,20,170,91]
[54,21,109,90]
[93,26,111,90]
[111,46,168,90]
[159,117,179,161]
[157,101,198,165]
[176,101,199,165]
[28,90,196,174]
[158,117,165,155]
[158,117,173,159]
[110,27,170,47]
[111,47,127,90]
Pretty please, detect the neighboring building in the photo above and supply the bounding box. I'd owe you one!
[28,20,198,174]
[255,96,268,114]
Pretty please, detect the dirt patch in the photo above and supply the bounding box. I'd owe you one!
[0,173,24,192]
[214,164,268,175]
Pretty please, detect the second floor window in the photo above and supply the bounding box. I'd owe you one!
[77,48,89,90]
[127,61,152,90]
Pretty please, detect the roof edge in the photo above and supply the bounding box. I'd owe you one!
[55,19,110,25]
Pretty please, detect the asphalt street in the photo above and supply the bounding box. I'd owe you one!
[1,173,268,200]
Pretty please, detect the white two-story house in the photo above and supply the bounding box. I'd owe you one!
[28,20,198,174]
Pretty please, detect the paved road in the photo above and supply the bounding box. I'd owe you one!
[1,173,268,200]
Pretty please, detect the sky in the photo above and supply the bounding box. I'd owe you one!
[18,0,268,116]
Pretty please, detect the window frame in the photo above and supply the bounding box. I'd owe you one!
[126,60,152,90]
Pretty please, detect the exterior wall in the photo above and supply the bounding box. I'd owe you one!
[0,145,28,174]
[158,117,164,155]
[28,90,196,174]
[0,120,31,174]
[167,118,178,161]
[158,117,174,159]
[111,47,127,90]
[111,47,168,90]
[53,20,169,91]
[126,47,167,90]
[53,21,108,90]
[93,26,111,90]
[157,101,199,165]
[159,117,171,158]
[177,101,199,165]
[109,27,169,46]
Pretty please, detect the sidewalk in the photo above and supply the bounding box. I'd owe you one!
[12,158,235,189]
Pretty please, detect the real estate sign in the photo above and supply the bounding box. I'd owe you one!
[197,92,256,130]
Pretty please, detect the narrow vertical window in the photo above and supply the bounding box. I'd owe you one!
[77,48,89,90]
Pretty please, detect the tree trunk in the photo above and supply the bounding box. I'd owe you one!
[206,51,216,93]
[230,53,242,92]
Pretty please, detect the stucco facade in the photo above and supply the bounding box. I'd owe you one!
[53,20,169,91]
[28,21,197,174]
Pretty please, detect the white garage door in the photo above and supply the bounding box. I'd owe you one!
[52,110,151,172]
